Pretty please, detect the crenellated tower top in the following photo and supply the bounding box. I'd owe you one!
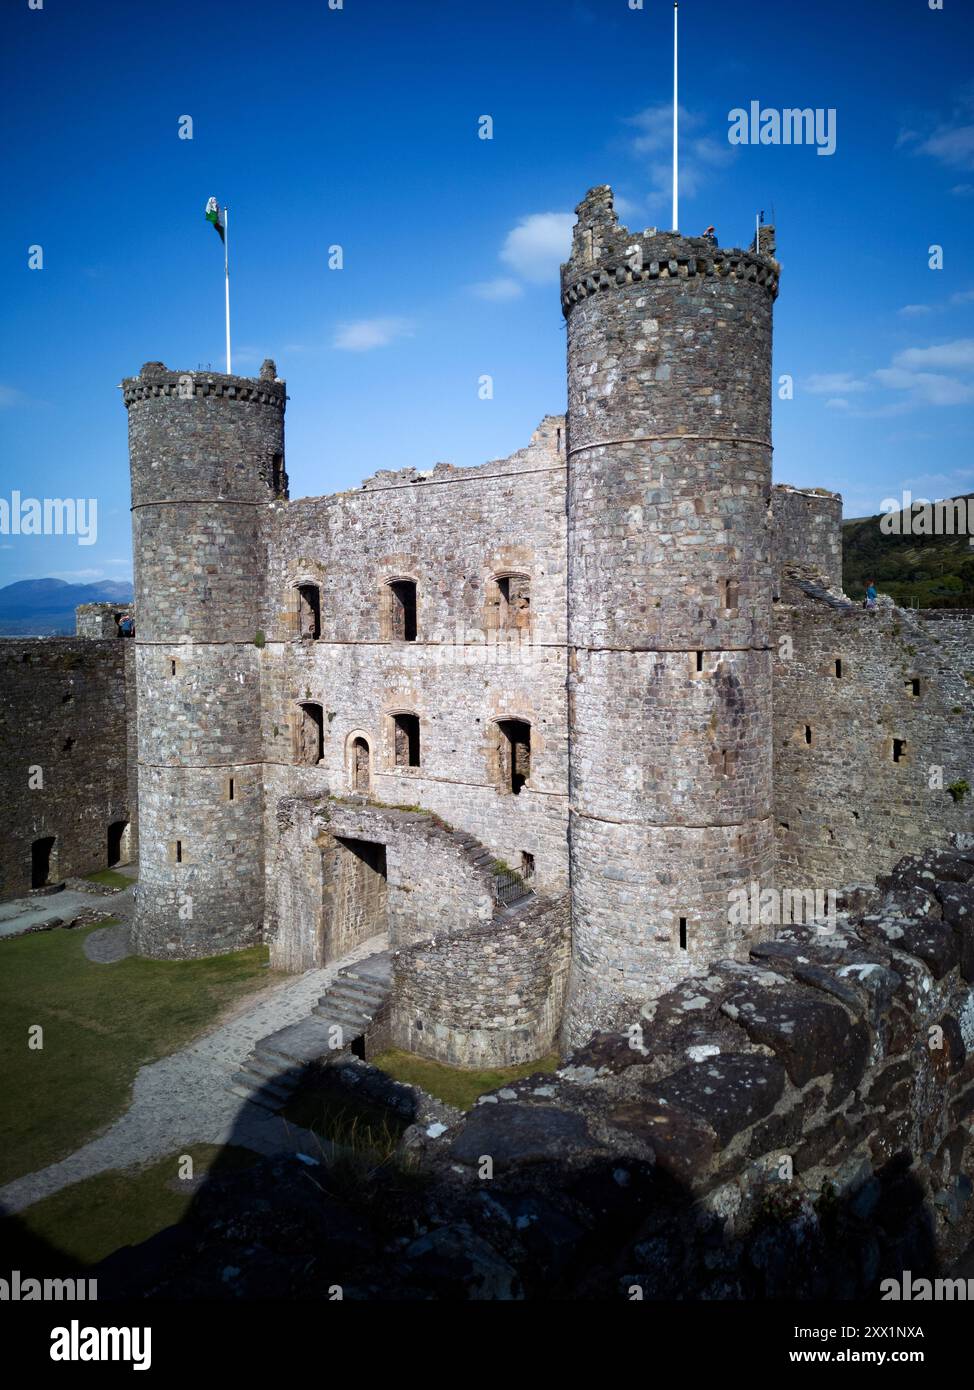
[560,185,779,316]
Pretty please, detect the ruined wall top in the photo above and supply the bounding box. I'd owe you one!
[561,185,780,315]
[333,415,565,495]
[121,361,286,411]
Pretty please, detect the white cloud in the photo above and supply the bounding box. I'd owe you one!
[470,277,524,302]
[898,304,931,317]
[806,372,869,395]
[499,213,575,283]
[892,339,974,371]
[951,290,974,305]
[0,385,27,408]
[51,569,112,582]
[611,192,643,221]
[918,124,974,170]
[899,88,974,171]
[808,339,974,414]
[625,103,733,205]
[897,468,974,493]
[332,318,413,352]
[873,367,974,407]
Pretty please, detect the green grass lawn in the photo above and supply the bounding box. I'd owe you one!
[83,869,132,890]
[371,1048,560,1111]
[2,1143,258,1269]
[0,923,275,1186]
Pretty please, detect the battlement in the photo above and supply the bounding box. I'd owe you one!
[121,359,286,411]
[561,184,779,314]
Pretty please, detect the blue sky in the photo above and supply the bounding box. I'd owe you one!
[1,0,972,586]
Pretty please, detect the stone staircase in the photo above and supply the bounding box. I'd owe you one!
[450,831,536,920]
[228,821,536,1114]
[788,573,858,614]
[229,951,392,1113]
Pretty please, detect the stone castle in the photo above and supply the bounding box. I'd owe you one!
[4,185,973,1067]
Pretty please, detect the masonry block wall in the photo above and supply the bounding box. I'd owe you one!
[269,796,497,972]
[390,894,571,1068]
[76,602,128,640]
[430,845,974,1295]
[561,186,778,1047]
[774,604,974,886]
[124,361,286,958]
[0,639,132,896]
[771,485,843,594]
[258,417,570,908]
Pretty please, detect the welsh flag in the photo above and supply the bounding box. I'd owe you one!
[205,197,225,243]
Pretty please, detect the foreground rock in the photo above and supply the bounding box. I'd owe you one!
[89,846,974,1299]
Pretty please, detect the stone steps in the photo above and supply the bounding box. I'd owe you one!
[229,949,393,1113]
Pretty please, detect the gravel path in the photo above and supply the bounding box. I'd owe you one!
[0,934,388,1215]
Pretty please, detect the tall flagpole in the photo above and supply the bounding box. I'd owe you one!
[224,205,232,375]
[672,2,679,233]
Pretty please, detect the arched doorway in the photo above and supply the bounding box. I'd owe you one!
[107,820,130,867]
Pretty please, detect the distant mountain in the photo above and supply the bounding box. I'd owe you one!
[0,578,134,636]
[843,494,974,609]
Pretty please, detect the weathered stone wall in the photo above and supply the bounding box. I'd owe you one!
[562,185,778,1046]
[771,484,843,595]
[123,361,285,958]
[428,844,974,1295]
[390,894,571,1068]
[99,845,974,1300]
[0,638,132,897]
[773,602,974,888]
[268,796,496,973]
[257,417,570,904]
[75,602,129,640]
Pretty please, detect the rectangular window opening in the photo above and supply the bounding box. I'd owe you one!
[297,703,325,765]
[834,658,843,678]
[390,580,418,642]
[892,738,907,763]
[297,584,321,640]
[228,777,235,802]
[696,650,704,673]
[679,917,688,950]
[497,718,531,794]
[907,678,921,697]
[394,713,421,768]
[804,725,813,745]
[496,575,530,632]
[521,850,535,880]
[175,840,183,864]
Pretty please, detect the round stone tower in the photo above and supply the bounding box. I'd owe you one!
[123,360,287,958]
[562,187,779,1047]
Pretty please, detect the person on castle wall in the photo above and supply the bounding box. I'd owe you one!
[864,580,878,612]
[118,612,135,637]
[702,225,718,247]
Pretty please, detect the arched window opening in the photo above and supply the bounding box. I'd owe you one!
[351,736,371,791]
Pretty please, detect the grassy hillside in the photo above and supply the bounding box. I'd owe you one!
[843,494,974,609]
